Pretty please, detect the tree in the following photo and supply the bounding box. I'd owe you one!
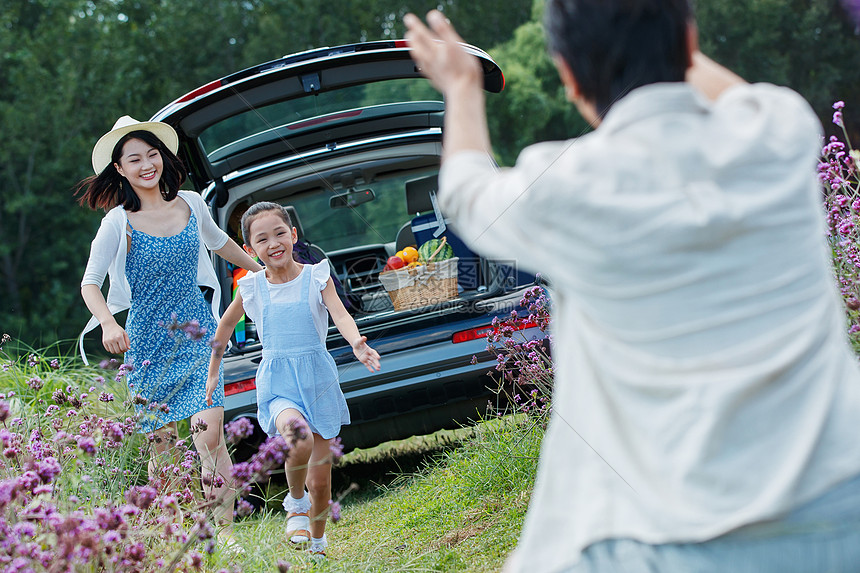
[696,0,860,138]
[484,0,860,165]
[0,0,124,343]
[242,0,532,64]
[0,0,266,345]
[486,16,590,166]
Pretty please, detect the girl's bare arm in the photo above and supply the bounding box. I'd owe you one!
[322,279,381,372]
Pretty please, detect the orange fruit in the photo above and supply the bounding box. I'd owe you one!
[401,246,419,264]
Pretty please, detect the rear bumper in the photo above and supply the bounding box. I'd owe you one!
[221,323,543,449]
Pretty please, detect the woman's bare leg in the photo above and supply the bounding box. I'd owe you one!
[191,407,235,531]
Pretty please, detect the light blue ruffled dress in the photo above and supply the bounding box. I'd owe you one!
[244,263,350,439]
[124,210,223,433]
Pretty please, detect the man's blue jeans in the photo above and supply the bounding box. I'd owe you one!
[565,472,860,573]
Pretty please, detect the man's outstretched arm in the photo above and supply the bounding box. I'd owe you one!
[404,10,493,161]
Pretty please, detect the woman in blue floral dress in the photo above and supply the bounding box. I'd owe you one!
[77,116,262,546]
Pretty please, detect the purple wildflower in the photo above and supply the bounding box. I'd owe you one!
[224,417,255,445]
[123,542,146,562]
[76,436,96,455]
[181,319,207,341]
[0,428,16,447]
[328,437,344,461]
[104,422,125,443]
[13,521,37,538]
[328,500,342,522]
[287,418,308,442]
[235,498,255,517]
[103,529,122,545]
[834,110,844,127]
[190,418,208,434]
[189,552,203,568]
[125,485,158,510]
[35,457,62,483]
[19,470,40,492]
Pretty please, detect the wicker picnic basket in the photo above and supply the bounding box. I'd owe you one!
[378,257,459,311]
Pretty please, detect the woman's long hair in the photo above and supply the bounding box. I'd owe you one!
[75,130,186,212]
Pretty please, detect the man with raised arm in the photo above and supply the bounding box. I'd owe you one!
[405,2,860,571]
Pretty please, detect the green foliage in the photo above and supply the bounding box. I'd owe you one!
[0,337,540,571]
[0,0,264,346]
[243,0,532,63]
[487,20,591,166]
[0,348,148,502]
[3,0,860,347]
[1,0,113,342]
[0,342,306,571]
[696,0,860,136]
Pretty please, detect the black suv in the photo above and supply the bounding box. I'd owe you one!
[151,41,542,450]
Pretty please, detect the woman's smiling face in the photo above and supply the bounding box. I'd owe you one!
[115,138,163,194]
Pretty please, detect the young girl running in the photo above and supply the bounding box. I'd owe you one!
[206,201,380,556]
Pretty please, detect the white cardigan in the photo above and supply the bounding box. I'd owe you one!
[78,190,229,364]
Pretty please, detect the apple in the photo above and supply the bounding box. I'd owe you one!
[386,255,405,270]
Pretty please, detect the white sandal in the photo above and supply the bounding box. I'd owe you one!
[286,511,311,544]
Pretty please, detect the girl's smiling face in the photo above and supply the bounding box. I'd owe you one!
[245,211,298,268]
[115,138,163,194]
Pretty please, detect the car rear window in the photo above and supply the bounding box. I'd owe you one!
[284,169,437,252]
[199,78,439,158]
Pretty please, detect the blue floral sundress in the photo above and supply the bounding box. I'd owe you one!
[125,209,223,433]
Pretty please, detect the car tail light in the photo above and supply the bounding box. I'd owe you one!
[394,39,409,48]
[452,321,538,344]
[224,378,256,396]
[175,79,223,103]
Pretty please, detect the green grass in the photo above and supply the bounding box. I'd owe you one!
[0,344,543,572]
[226,416,542,572]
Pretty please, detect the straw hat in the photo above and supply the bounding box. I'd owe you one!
[91,115,179,174]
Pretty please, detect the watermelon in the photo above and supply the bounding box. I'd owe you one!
[417,237,454,262]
